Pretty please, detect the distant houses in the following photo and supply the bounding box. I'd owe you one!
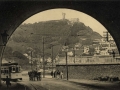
[58,31,119,64]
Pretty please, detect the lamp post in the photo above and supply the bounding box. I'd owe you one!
[73,47,76,63]
[31,51,33,70]
[0,30,9,85]
[64,43,69,80]
[66,50,68,80]
[111,50,115,62]
[1,31,9,46]
[28,47,34,70]
[50,44,54,78]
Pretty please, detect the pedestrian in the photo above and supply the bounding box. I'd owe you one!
[54,70,56,78]
[5,76,11,88]
[51,71,53,78]
[31,71,35,81]
[56,70,60,79]
[60,71,64,79]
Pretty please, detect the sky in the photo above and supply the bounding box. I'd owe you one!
[22,8,107,36]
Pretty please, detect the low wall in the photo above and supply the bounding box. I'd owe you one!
[56,64,120,79]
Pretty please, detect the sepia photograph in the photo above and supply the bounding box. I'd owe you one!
[0,0,120,90]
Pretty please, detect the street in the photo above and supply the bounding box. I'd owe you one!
[1,78,104,90]
[1,71,120,90]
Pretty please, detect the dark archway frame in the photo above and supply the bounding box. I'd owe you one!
[0,1,120,84]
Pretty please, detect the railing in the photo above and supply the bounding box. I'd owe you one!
[57,56,120,65]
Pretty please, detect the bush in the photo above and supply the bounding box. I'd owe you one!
[108,77,119,81]
[94,76,119,81]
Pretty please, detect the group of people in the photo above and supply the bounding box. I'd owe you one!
[28,70,41,81]
[51,70,63,79]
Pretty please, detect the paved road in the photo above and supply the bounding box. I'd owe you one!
[18,77,106,90]
[0,76,104,90]
[1,73,120,90]
[0,77,116,90]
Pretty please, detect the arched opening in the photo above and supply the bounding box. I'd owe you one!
[0,2,120,89]
[2,8,119,81]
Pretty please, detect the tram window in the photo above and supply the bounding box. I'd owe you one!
[1,70,3,73]
[4,70,6,73]
[19,67,21,71]
[13,67,15,71]
[12,67,16,72]
[2,70,4,73]
[6,70,8,73]
[9,67,12,72]
[16,67,18,72]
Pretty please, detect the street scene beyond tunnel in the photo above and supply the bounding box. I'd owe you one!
[1,8,120,90]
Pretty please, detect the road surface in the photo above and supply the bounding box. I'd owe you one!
[1,71,120,90]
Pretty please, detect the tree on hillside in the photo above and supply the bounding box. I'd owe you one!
[89,47,95,55]
[82,38,93,45]
[3,46,13,57]
[5,20,102,67]
[13,51,28,60]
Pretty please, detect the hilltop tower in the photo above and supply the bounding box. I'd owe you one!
[62,13,66,20]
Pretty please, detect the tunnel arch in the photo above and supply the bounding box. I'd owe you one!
[0,1,120,61]
[0,1,120,63]
[0,1,120,83]
[0,1,119,48]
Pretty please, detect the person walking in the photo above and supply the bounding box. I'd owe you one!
[5,76,11,88]
[51,71,53,78]
[54,70,56,78]
[60,71,64,79]
[56,70,60,79]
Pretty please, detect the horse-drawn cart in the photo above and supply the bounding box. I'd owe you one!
[28,70,41,81]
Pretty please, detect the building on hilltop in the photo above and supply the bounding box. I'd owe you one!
[68,18,79,25]
[62,13,66,20]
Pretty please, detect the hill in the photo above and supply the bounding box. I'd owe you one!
[3,19,102,69]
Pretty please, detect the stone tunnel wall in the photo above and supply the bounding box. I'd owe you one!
[56,64,120,80]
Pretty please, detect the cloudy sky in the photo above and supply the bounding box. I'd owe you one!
[23,8,107,36]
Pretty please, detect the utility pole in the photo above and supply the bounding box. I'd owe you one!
[106,31,109,41]
[73,48,75,63]
[31,51,32,70]
[66,48,68,80]
[42,37,45,78]
[64,43,68,80]
[103,31,109,42]
[51,44,54,78]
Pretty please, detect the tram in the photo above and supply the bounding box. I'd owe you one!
[1,62,22,81]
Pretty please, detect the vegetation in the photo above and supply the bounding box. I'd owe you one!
[3,19,102,69]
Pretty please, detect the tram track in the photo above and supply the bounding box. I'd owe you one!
[24,85,27,90]
[30,84,38,90]
[17,82,47,90]
[16,83,28,90]
[30,83,48,90]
